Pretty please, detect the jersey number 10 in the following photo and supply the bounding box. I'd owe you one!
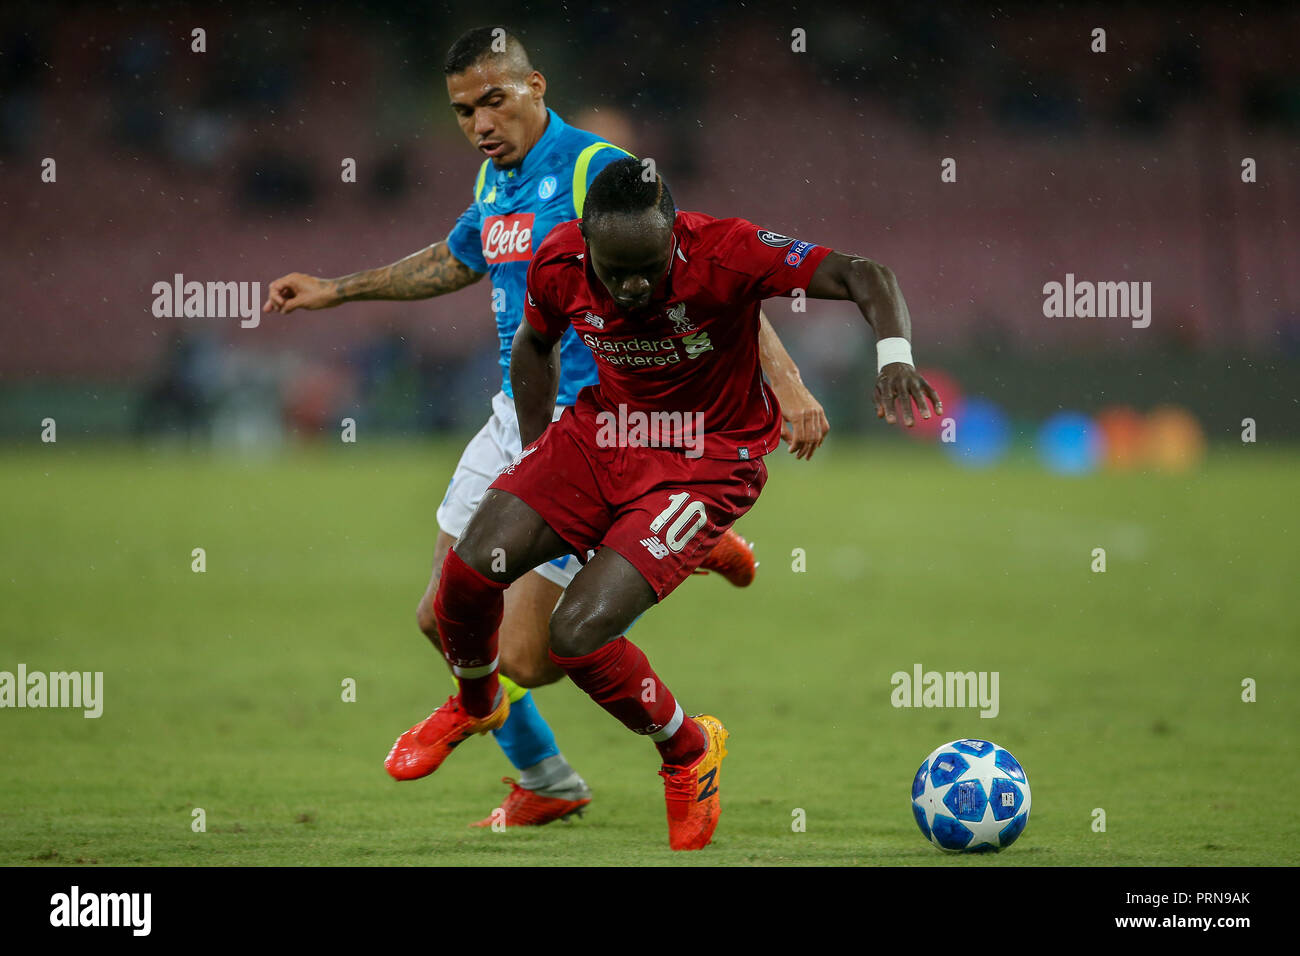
[649,492,709,553]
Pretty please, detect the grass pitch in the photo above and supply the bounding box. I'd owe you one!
[1,438,1296,866]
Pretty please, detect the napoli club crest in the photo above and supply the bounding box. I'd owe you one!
[537,176,558,200]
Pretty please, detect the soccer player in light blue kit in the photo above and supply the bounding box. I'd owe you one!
[264,26,829,826]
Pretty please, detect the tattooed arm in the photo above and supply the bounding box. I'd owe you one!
[263,241,484,314]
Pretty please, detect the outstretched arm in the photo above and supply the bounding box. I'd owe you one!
[510,320,562,448]
[806,252,942,427]
[263,240,484,314]
[758,309,829,459]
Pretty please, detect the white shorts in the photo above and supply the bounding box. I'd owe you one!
[436,390,582,589]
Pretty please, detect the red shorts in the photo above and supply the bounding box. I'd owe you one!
[489,406,767,601]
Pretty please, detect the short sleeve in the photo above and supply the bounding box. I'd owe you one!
[523,257,569,340]
[717,220,833,301]
[446,199,488,274]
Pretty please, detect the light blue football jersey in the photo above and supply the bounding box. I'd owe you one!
[446,109,631,406]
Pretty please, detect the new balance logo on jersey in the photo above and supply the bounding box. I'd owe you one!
[482,214,534,263]
[584,312,605,329]
[640,536,670,559]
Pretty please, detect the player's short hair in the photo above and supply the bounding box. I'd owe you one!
[443,26,533,77]
[583,158,676,233]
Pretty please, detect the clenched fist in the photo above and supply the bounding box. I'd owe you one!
[263,273,339,314]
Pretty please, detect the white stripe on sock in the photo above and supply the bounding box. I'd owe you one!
[452,655,499,679]
[650,703,685,741]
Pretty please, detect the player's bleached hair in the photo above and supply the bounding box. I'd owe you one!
[443,26,533,78]
[582,158,676,233]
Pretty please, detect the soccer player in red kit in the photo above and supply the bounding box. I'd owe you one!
[386,158,941,849]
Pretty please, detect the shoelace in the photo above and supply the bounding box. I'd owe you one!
[659,765,695,801]
[414,695,467,742]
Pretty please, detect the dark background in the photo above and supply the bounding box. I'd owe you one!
[1,0,1296,443]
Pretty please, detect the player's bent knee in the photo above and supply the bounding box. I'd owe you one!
[499,645,563,688]
[548,601,618,660]
[415,593,440,641]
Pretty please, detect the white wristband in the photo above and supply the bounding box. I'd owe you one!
[876,337,914,373]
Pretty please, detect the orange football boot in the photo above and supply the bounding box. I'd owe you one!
[659,714,729,851]
[469,777,592,828]
[385,693,510,781]
[695,528,756,586]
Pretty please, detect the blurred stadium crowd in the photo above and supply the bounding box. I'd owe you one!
[1,1,1297,444]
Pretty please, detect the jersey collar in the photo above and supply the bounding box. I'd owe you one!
[653,231,683,302]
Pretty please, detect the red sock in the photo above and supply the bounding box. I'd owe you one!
[550,637,707,766]
[433,548,506,716]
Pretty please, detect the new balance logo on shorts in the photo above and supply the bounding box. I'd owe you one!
[640,536,669,559]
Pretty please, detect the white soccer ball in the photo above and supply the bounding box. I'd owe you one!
[911,738,1031,853]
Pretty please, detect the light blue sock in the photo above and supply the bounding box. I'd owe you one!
[491,691,560,772]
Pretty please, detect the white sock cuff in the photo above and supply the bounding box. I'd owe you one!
[650,702,685,741]
[451,655,499,679]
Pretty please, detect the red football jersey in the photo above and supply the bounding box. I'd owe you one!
[524,211,832,460]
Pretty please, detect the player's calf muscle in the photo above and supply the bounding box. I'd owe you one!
[415,594,441,646]
[415,531,456,644]
[499,638,563,687]
[498,573,565,686]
